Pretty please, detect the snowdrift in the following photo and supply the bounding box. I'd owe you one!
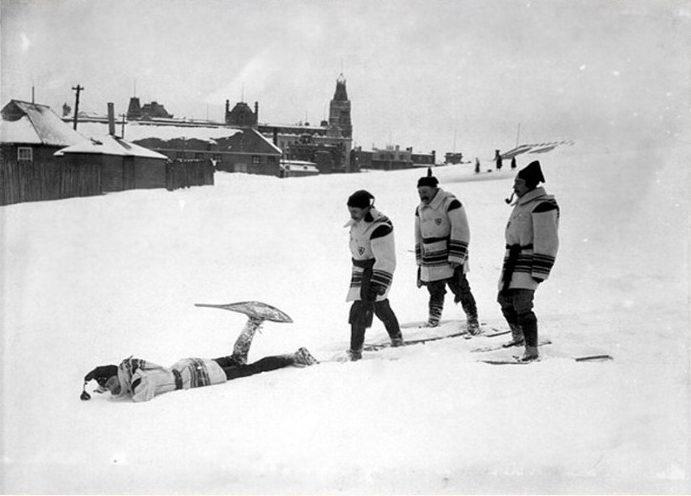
[1,143,688,494]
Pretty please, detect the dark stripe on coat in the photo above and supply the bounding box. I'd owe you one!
[533,199,559,214]
[447,199,462,211]
[371,223,393,239]
[371,269,393,287]
[448,240,468,258]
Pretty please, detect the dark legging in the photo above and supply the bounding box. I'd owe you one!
[497,289,538,346]
[427,268,478,321]
[349,299,402,351]
[213,355,294,380]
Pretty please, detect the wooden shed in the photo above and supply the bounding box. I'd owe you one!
[1,100,90,204]
[55,135,168,192]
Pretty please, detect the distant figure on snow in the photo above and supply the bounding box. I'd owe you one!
[81,303,318,402]
[344,190,403,361]
[499,160,560,361]
[474,157,481,174]
[495,149,503,170]
[511,156,517,169]
[415,168,480,334]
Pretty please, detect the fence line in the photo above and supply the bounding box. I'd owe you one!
[1,158,215,206]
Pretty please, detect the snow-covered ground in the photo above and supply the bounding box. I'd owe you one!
[1,143,688,494]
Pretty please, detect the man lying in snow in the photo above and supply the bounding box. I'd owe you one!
[81,303,318,402]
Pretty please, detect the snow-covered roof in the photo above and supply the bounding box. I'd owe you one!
[75,121,242,143]
[0,100,87,147]
[251,128,282,154]
[54,135,167,159]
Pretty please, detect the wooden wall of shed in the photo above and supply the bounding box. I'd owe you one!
[1,144,100,205]
[134,157,167,189]
[101,155,124,192]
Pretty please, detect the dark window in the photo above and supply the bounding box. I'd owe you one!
[17,147,33,162]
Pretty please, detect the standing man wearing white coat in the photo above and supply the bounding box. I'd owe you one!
[499,160,560,361]
[345,190,403,360]
[415,168,480,334]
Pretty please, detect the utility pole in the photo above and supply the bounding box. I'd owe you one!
[119,113,127,138]
[71,84,84,130]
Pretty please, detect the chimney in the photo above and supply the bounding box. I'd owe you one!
[254,101,259,121]
[107,102,116,135]
[225,99,230,115]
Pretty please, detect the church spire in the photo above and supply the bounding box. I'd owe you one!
[333,73,348,101]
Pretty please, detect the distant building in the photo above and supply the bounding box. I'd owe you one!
[76,116,282,177]
[279,159,319,178]
[226,74,354,173]
[54,135,168,192]
[1,99,86,168]
[225,101,258,127]
[351,145,435,171]
[126,97,173,120]
[444,152,463,164]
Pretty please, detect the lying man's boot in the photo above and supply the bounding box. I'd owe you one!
[292,347,318,366]
[390,336,404,347]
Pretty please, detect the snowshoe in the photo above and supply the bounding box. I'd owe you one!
[195,301,293,323]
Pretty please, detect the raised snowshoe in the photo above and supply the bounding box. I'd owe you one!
[195,301,292,364]
[194,301,293,323]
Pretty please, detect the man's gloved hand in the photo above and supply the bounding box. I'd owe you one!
[416,267,423,288]
[532,277,544,284]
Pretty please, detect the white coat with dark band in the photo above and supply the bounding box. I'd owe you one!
[346,207,396,302]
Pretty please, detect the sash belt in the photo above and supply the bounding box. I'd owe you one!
[501,244,529,291]
[352,258,375,269]
[505,243,533,250]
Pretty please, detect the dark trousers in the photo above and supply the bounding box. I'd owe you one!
[426,268,478,321]
[497,289,538,346]
[213,355,294,381]
[349,299,402,351]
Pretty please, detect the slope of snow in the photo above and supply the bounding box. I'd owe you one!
[1,143,688,494]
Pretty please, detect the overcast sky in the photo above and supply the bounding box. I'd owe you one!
[2,0,689,156]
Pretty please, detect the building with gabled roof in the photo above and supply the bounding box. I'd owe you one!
[76,120,281,176]
[225,75,354,173]
[1,99,86,148]
[54,135,168,192]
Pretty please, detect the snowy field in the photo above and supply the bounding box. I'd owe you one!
[1,143,689,494]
